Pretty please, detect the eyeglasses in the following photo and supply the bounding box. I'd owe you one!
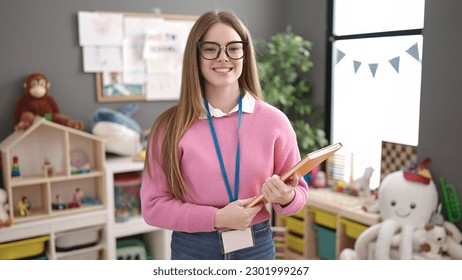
[197,41,247,60]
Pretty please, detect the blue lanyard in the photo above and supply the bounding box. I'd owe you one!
[204,95,243,202]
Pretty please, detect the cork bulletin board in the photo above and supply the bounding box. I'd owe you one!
[78,11,197,103]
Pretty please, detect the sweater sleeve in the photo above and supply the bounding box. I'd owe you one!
[140,134,218,233]
[269,112,309,216]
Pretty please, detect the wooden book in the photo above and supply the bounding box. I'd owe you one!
[245,142,343,208]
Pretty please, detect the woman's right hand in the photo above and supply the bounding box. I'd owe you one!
[214,198,263,230]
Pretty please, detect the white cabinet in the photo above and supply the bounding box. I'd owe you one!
[104,156,171,260]
[0,209,107,259]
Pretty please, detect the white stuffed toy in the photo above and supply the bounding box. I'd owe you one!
[340,159,438,260]
[340,158,462,260]
[414,223,450,259]
[0,188,13,227]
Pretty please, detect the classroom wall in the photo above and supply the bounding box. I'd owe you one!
[419,0,462,230]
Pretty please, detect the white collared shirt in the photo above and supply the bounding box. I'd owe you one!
[201,93,256,119]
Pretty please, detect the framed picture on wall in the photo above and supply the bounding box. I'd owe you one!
[96,72,145,102]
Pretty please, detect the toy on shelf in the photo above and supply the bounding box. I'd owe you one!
[308,165,327,189]
[42,159,55,177]
[51,188,100,210]
[11,156,20,177]
[333,180,359,197]
[0,188,13,227]
[69,187,84,208]
[70,150,91,174]
[52,193,68,210]
[74,187,84,204]
[13,72,83,131]
[353,167,374,200]
[17,196,30,216]
[81,196,101,205]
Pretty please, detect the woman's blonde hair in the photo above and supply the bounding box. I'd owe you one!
[144,10,263,201]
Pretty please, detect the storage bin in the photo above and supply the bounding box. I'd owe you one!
[114,172,141,221]
[285,216,305,235]
[292,208,305,219]
[0,235,49,260]
[309,207,337,229]
[287,233,305,254]
[59,249,101,260]
[340,218,368,239]
[117,239,148,260]
[24,252,48,260]
[55,225,102,252]
[313,223,336,260]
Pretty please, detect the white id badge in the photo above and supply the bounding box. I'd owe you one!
[220,227,254,254]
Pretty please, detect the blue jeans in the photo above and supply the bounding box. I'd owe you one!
[171,220,275,260]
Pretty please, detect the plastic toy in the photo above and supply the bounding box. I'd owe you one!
[340,161,438,260]
[70,150,91,174]
[81,196,101,205]
[439,177,461,223]
[353,167,374,200]
[0,188,13,227]
[91,103,143,156]
[17,196,29,216]
[13,72,83,131]
[52,193,67,210]
[68,188,84,208]
[72,188,84,206]
[308,166,327,189]
[11,156,20,177]
[42,159,55,177]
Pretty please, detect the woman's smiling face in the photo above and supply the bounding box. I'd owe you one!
[199,22,244,91]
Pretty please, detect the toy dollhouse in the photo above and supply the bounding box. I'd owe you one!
[0,116,106,224]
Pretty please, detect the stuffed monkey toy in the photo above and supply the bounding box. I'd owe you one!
[13,72,84,131]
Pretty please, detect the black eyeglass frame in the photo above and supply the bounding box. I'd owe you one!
[196,41,248,60]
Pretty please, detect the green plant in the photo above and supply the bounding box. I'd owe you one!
[256,27,328,154]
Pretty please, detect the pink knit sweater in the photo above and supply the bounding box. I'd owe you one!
[140,100,309,233]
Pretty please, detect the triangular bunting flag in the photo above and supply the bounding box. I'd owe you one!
[369,63,378,77]
[389,56,400,73]
[406,43,420,62]
[336,49,346,64]
[353,60,362,73]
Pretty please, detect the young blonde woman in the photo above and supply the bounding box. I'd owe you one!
[140,10,308,260]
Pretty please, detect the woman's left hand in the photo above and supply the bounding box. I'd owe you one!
[261,174,298,207]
